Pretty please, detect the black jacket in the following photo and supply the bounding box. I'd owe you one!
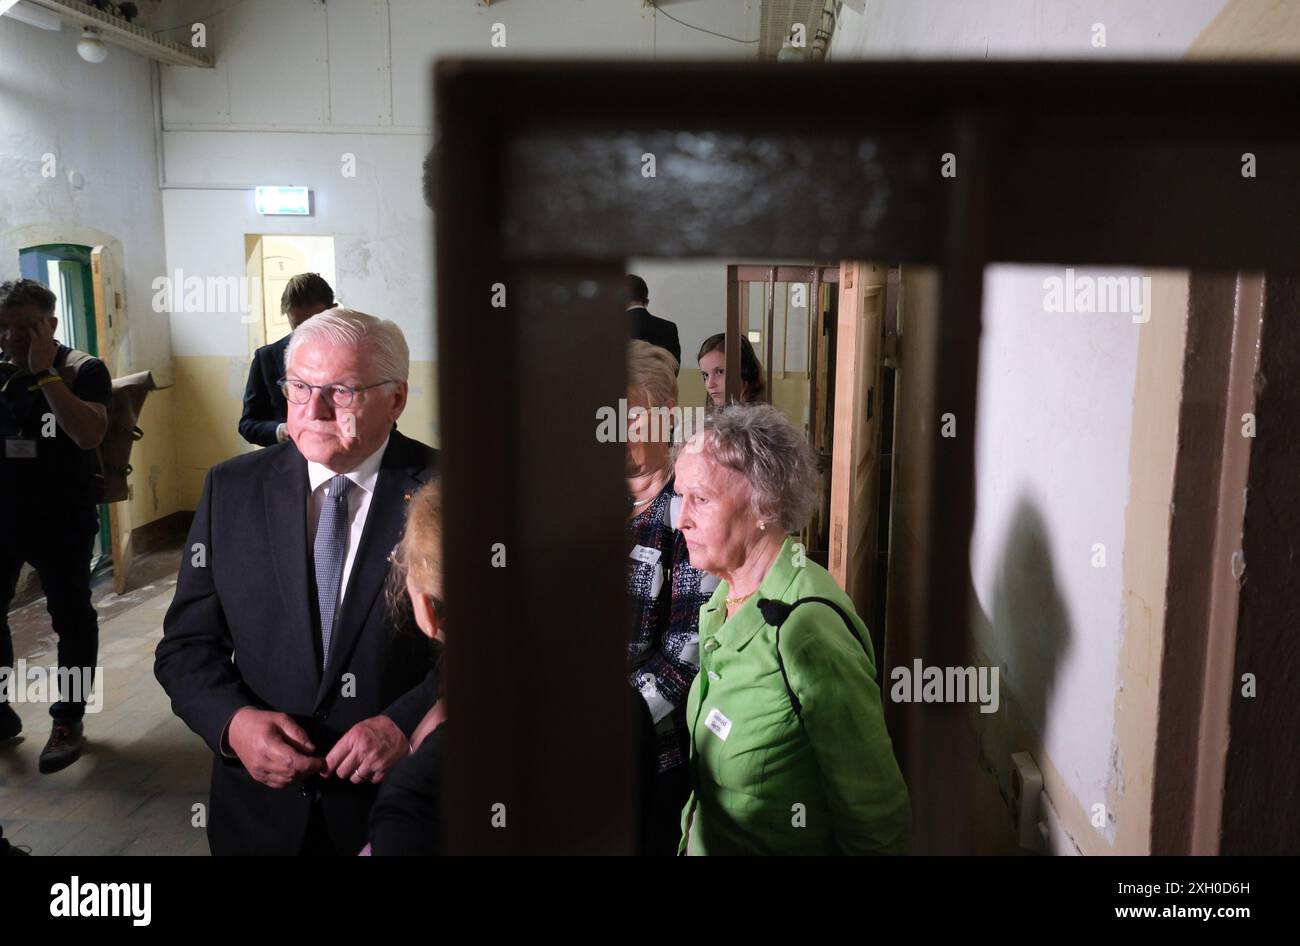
[239,335,290,447]
[369,725,444,856]
[367,690,660,855]
[155,430,439,855]
[0,345,111,529]
[627,306,682,367]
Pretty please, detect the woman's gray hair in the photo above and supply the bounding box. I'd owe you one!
[674,403,820,532]
[285,307,410,383]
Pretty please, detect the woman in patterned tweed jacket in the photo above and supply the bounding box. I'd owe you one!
[624,340,717,855]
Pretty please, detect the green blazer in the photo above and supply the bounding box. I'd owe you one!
[680,536,910,855]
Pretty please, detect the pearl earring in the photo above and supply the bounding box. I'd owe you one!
[758,520,766,531]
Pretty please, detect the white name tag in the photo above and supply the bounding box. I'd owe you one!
[4,439,36,459]
[703,707,732,742]
[630,544,661,566]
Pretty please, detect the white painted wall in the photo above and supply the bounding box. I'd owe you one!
[159,0,762,367]
[832,0,1227,59]
[970,265,1146,836]
[829,0,1228,845]
[160,131,429,357]
[630,258,731,405]
[0,14,171,379]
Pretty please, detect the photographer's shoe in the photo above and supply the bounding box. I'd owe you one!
[0,703,21,742]
[38,720,83,774]
[0,831,30,856]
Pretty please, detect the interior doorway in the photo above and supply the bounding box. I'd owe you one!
[725,264,838,432]
[243,234,337,349]
[18,243,111,571]
[725,263,843,561]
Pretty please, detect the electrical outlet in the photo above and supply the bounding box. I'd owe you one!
[1010,751,1044,852]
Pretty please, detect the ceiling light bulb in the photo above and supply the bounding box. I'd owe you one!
[77,27,108,64]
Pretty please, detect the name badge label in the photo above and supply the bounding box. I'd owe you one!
[4,439,36,459]
[704,707,732,742]
[630,544,661,566]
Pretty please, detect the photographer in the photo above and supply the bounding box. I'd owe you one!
[0,278,111,773]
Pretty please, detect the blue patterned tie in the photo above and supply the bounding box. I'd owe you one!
[314,474,354,670]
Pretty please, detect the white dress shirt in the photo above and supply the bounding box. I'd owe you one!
[306,435,391,609]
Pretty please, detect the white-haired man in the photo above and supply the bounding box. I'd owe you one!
[156,308,438,855]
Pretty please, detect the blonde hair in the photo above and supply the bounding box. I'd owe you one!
[627,339,679,408]
[390,479,444,611]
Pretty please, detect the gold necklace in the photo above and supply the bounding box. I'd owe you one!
[725,589,755,608]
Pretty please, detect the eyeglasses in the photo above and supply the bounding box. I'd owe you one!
[278,377,395,408]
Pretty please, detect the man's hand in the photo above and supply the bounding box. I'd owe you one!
[324,715,409,784]
[227,707,325,789]
[25,323,56,374]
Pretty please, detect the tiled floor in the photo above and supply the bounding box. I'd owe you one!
[0,575,212,856]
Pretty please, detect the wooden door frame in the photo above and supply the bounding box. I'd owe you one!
[90,243,133,594]
[827,262,887,659]
[1217,273,1300,853]
[434,59,1300,853]
[722,263,840,408]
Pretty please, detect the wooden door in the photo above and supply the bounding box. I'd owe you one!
[91,244,123,378]
[260,237,310,345]
[91,244,132,594]
[828,262,887,652]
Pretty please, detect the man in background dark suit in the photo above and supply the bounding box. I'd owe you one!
[626,274,681,367]
[239,273,335,447]
[157,308,437,856]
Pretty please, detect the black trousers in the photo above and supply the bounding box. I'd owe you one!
[298,801,337,856]
[0,528,99,723]
[645,763,693,856]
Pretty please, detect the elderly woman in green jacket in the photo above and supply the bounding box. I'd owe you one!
[673,404,909,855]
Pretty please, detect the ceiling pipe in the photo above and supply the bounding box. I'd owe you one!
[809,0,841,61]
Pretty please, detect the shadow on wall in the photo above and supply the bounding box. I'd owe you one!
[961,495,1075,854]
[989,496,1072,733]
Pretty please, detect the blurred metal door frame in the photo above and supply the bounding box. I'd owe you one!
[433,60,1300,854]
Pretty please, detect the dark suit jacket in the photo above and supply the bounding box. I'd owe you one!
[239,335,291,447]
[155,430,439,856]
[627,306,682,367]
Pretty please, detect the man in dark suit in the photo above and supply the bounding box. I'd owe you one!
[239,273,335,447]
[626,274,681,367]
[156,308,437,856]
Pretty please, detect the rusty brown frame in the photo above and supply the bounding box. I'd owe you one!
[433,59,1300,854]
